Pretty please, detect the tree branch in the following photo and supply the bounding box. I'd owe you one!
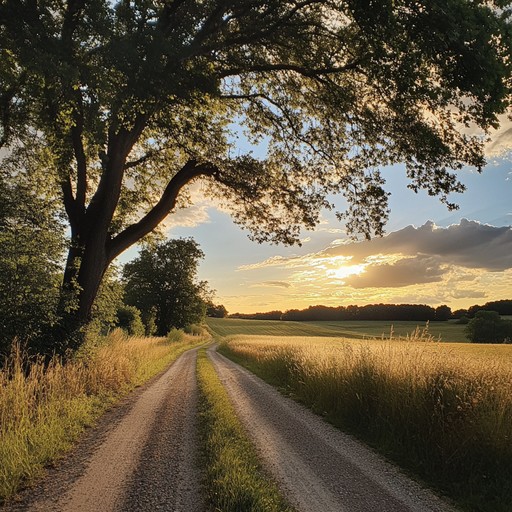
[219,60,362,79]
[124,150,157,170]
[71,91,87,209]
[107,159,218,260]
[61,176,79,234]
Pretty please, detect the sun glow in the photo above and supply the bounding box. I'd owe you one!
[329,264,366,280]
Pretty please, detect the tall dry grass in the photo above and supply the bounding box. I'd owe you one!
[220,336,512,512]
[0,330,206,502]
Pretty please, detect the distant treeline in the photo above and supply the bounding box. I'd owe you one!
[229,300,512,322]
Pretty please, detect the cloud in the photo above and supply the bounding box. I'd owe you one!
[256,281,292,288]
[486,115,512,157]
[450,289,488,299]
[163,203,210,229]
[343,255,444,288]
[238,255,291,271]
[322,219,512,271]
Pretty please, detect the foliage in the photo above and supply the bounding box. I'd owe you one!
[465,310,512,343]
[184,323,206,336]
[467,300,512,317]
[231,310,283,321]
[115,305,145,336]
[434,305,452,321]
[206,302,228,318]
[0,178,65,355]
[167,328,185,343]
[1,0,511,346]
[220,336,512,512]
[197,349,294,512]
[281,303,439,321]
[123,238,207,335]
[89,267,125,334]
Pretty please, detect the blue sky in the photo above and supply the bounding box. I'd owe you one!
[118,121,512,315]
[158,155,512,314]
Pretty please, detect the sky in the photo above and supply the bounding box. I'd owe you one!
[120,119,512,315]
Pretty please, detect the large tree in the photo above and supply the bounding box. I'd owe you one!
[1,1,511,350]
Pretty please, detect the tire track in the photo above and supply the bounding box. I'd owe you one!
[4,348,204,512]
[209,347,458,512]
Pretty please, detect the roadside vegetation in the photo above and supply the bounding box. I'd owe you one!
[218,334,512,512]
[0,330,207,503]
[196,349,294,512]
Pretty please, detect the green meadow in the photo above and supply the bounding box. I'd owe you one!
[207,317,468,342]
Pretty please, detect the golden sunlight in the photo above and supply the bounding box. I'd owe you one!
[329,263,366,280]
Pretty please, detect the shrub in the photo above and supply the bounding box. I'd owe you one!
[116,305,145,336]
[167,328,185,343]
[184,324,205,336]
[465,310,512,343]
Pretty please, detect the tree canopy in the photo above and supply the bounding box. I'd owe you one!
[1,0,511,348]
[465,310,512,343]
[123,238,207,335]
[0,176,65,354]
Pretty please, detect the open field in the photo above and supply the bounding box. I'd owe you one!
[218,334,512,512]
[207,317,468,342]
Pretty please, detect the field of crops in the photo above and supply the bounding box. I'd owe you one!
[207,317,468,342]
[214,325,512,512]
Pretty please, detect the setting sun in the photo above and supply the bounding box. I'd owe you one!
[329,264,367,280]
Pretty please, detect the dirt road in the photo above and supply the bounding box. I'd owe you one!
[209,347,457,512]
[4,349,203,512]
[4,345,458,512]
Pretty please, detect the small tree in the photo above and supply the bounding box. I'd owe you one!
[206,302,228,318]
[123,238,207,335]
[434,305,452,321]
[465,311,512,343]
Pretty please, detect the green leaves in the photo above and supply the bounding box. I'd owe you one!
[123,238,207,334]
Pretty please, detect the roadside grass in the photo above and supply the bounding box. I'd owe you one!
[206,317,467,342]
[196,349,294,512]
[219,335,512,512]
[0,330,207,502]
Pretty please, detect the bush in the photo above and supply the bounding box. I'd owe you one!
[116,306,145,336]
[167,328,185,343]
[184,324,205,336]
[465,311,512,343]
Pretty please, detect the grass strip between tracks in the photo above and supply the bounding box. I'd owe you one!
[197,348,294,512]
[0,330,207,503]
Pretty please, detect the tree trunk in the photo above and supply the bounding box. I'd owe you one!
[56,236,109,354]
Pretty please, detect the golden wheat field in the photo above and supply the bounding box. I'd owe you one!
[219,334,512,512]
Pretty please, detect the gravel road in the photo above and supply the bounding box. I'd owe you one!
[209,347,459,512]
[4,344,460,512]
[4,348,203,512]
